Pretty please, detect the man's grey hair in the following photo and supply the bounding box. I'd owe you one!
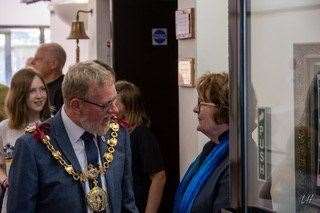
[62,60,115,105]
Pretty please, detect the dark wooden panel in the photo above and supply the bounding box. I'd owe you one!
[113,0,179,211]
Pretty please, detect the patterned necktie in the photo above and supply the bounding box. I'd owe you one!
[81,131,99,166]
[81,131,105,213]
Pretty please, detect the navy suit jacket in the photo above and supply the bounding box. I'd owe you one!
[7,111,138,213]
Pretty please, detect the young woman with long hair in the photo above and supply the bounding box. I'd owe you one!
[0,68,50,212]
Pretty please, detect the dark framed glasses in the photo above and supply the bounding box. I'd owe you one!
[80,96,117,111]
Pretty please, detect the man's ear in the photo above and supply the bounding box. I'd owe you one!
[49,58,59,70]
[69,98,81,114]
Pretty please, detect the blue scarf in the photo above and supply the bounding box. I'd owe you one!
[173,132,229,213]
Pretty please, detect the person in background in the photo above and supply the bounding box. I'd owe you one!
[25,57,34,67]
[0,68,50,213]
[173,73,230,213]
[7,61,138,213]
[115,80,166,213]
[31,43,66,115]
[0,84,8,122]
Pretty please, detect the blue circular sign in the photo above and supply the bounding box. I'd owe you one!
[153,29,167,44]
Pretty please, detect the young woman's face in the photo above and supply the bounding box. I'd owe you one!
[26,76,47,114]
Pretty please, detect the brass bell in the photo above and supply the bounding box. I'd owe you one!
[67,21,89,40]
[67,9,93,62]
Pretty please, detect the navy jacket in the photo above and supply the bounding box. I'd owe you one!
[7,111,138,213]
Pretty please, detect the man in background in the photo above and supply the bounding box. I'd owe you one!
[31,43,66,114]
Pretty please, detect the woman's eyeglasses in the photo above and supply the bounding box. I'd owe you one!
[197,99,217,108]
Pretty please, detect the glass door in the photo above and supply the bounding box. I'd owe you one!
[230,0,320,212]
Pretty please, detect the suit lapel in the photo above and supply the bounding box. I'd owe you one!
[50,111,82,173]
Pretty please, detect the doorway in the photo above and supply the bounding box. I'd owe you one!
[113,0,179,211]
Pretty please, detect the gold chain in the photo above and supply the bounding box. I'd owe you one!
[39,122,119,182]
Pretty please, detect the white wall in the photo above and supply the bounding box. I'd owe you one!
[195,0,228,152]
[196,0,228,74]
[0,0,50,26]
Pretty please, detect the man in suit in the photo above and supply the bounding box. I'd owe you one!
[31,43,66,115]
[7,61,138,213]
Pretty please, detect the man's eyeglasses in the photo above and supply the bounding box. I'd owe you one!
[81,97,117,111]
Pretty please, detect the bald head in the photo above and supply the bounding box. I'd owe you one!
[31,43,66,82]
[39,43,66,70]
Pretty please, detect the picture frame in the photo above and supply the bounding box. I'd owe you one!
[175,8,194,39]
[178,58,195,87]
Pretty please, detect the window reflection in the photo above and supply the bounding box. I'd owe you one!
[0,27,50,85]
[11,29,40,76]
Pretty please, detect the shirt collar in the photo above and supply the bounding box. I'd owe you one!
[61,105,85,144]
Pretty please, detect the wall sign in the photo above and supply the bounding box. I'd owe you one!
[178,58,195,87]
[175,8,194,39]
[257,107,271,181]
[152,28,168,46]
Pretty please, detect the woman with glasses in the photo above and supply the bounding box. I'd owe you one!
[115,80,166,213]
[0,68,51,212]
[173,73,230,213]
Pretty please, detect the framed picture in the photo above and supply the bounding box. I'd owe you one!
[178,58,195,87]
[175,8,194,39]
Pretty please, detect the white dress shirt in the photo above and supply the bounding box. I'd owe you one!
[61,106,109,213]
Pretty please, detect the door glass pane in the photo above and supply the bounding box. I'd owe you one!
[44,28,51,43]
[246,1,320,212]
[0,34,5,84]
[11,28,39,75]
